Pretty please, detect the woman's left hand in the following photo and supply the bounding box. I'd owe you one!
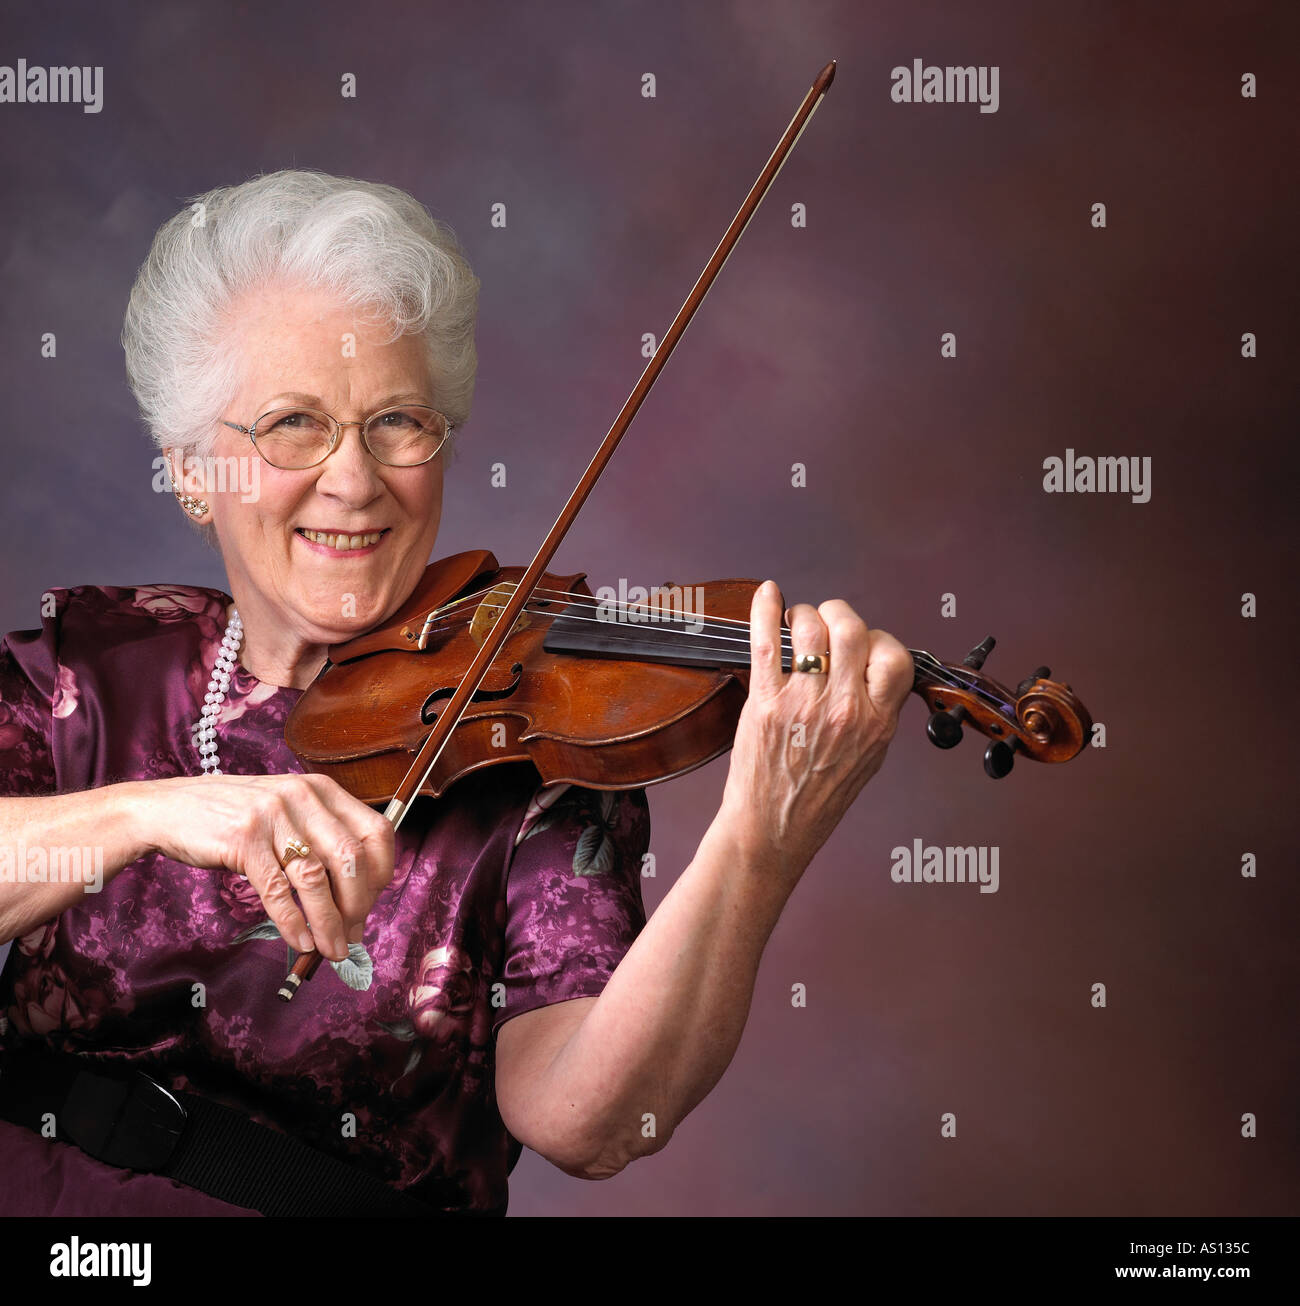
[717,580,914,895]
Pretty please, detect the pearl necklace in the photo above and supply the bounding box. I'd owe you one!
[194,608,243,775]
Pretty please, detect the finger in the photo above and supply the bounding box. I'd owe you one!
[863,629,915,716]
[266,796,351,962]
[786,603,831,693]
[818,599,871,700]
[243,844,314,957]
[747,581,785,698]
[299,777,396,940]
[279,846,349,962]
[282,789,376,952]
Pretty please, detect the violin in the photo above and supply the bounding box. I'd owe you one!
[274,62,1093,1000]
[285,548,1091,799]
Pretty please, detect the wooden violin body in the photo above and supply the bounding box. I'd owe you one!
[288,550,754,801]
[284,550,1093,802]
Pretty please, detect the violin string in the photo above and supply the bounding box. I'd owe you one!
[425,583,823,642]
[414,587,793,647]
[515,590,1010,699]
[514,603,1007,707]
[406,585,1010,708]
[419,585,760,634]
[423,582,827,635]
[435,592,990,698]
[421,588,955,673]
[428,591,797,654]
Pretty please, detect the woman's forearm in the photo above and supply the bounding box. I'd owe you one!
[0,783,153,945]
[534,809,799,1179]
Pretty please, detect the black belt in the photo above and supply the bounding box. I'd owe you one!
[0,1044,444,1217]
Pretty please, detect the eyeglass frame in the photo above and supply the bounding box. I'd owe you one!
[220,403,453,469]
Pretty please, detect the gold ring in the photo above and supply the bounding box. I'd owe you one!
[280,837,311,866]
[793,652,830,674]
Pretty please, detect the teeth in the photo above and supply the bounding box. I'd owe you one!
[300,530,383,550]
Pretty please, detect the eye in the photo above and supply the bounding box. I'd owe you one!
[267,409,330,432]
[373,410,421,430]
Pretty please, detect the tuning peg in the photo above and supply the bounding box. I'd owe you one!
[926,704,967,749]
[963,636,996,670]
[983,735,1022,779]
[1015,666,1051,695]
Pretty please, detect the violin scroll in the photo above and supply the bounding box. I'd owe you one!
[912,637,1092,779]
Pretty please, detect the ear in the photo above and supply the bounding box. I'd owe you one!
[163,445,207,496]
[162,445,213,523]
[161,445,182,493]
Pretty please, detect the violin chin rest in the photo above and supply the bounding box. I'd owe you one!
[326,550,501,664]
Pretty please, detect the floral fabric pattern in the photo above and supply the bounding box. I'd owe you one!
[0,584,649,1214]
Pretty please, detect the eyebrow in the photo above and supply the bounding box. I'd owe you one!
[259,391,433,410]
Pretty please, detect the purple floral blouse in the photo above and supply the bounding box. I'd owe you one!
[0,583,649,1215]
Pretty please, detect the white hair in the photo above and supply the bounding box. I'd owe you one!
[122,169,480,460]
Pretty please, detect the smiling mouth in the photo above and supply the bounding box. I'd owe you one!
[295,528,389,552]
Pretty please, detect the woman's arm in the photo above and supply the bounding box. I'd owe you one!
[0,785,154,945]
[0,775,395,957]
[495,583,914,1179]
[495,812,790,1179]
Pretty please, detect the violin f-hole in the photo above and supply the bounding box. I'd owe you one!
[420,663,524,723]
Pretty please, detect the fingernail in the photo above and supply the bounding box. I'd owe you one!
[298,931,315,954]
[348,924,365,944]
[334,936,350,959]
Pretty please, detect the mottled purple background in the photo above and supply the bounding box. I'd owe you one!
[0,1,1296,1216]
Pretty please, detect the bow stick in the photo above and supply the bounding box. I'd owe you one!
[278,60,837,1000]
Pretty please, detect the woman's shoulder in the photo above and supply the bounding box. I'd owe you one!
[2,582,233,694]
[0,583,236,773]
[27,581,231,639]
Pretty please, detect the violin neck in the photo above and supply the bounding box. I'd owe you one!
[542,606,929,688]
[544,608,761,670]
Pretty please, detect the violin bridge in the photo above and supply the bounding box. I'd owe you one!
[469,582,532,648]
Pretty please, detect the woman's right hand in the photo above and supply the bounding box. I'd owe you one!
[129,773,395,961]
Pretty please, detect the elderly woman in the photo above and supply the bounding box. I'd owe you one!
[0,170,912,1216]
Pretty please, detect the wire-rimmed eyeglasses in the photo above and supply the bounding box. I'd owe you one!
[222,404,452,469]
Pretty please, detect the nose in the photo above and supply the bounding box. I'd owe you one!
[312,423,385,503]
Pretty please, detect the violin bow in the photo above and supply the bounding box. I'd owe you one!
[277,61,839,1000]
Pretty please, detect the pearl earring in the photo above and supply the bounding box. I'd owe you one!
[176,491,210,517]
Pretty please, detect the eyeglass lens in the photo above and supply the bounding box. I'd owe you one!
[251,407,447,468]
